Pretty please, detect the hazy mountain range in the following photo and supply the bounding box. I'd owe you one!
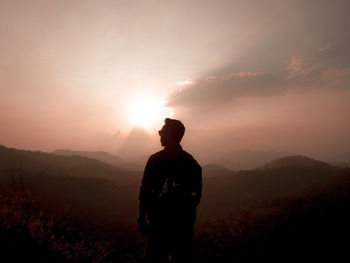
[53,149,147,171]
[257,155,333,170]
[53,147,350,171]
[53,149,124,166]
[1,144,349,223]
[206,149,295,170]
[0,145,140,185]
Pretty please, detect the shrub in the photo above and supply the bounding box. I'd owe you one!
[0,174,111,263]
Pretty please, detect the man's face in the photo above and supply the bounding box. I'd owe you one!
[158,125,176,147]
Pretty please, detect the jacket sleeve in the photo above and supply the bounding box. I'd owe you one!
[138,156,154,219]
[190,159,202,206]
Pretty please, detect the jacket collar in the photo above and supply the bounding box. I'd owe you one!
[164,144,183,152]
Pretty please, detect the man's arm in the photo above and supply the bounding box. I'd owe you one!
[138,156,153,233]
[190,159,202,207]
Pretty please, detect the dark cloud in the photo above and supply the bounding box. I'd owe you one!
[167,52,350,114]
[167,72,279,111]
[315,41,350,69]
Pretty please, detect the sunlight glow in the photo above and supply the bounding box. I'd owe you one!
[126,95,174,131]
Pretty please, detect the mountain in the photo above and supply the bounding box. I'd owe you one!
[330,151,350,163]
[2,144,348,224]
[120,154,149,171]
[53,149,147,171]
[0,145,141,185]
[203,164,235,177]
[330,162,350,168]
[211,149,293,170]
[198,155,344,221]
[257,155,332,170]
[53,149,123,167]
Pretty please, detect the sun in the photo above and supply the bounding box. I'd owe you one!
[126,95,173,130]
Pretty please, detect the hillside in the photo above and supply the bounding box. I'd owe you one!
[1,144,347,223]
[53,149,146,171]
[332,151,350,163]
[199,155,343,221]
[53,149,123,167]
[258,155,332,170]
[1,146,349,262]
[0,169,138,225]
[211,149,292,170]
[202,164,236,178]
[330,162,350,168]
[2,166,350,263]
[196,171,350,262]
[0,145,141,185]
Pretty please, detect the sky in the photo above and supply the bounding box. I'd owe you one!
[0,0,349,161]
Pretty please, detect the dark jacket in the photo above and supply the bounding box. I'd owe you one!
[139,145,202,224]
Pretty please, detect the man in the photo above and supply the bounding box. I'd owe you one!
[138,118,202,263]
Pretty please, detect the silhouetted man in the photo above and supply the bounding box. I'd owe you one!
[138,118,202,263]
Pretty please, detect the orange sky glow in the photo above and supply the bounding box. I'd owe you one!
[1,0,349,162]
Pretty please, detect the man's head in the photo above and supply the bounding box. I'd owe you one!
[158,118,185,147]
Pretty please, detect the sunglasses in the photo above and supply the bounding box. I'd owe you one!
[158,130,169,136]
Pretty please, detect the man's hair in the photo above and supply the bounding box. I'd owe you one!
[164,118,185,144]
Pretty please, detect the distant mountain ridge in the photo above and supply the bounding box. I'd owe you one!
[0,145,141,184]
[212,149,293,170]
[199,154,346,221]
[1,144,349,223]
[53,149,123,167]
[257,155,332,170]
[53,149,146,171]
[202,164,236,177]
[329,151,350,163]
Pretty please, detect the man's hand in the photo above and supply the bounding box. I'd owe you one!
[137,217,149,234]
[191,192,200,207]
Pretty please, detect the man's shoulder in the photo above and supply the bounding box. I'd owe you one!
[181,149,196,160]
[147,148,200,167]
[148,148,194,160]
[183,150,201,168]
[178,149,201,168]
[148,150,164,160]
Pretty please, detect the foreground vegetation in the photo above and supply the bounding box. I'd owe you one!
[195,172,350,262]
[1,146,349,262]
[0,176,113,262]
[1,168,349,262]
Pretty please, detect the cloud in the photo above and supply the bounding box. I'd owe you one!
[167,53,350,116]
[318,43,332,52]
[176,79,198,88]
[285,55,317,80]
[321,67,350,81]
[167,71,278,112]
[179,88,350,161]
[230,72,269,78]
